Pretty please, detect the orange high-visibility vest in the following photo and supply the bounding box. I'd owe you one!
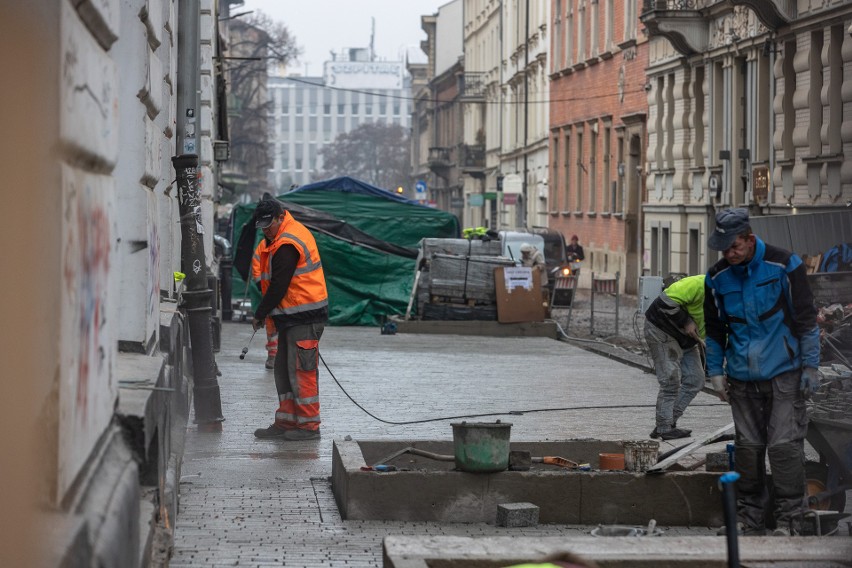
[251,241,270,293]
[257,211,328,317]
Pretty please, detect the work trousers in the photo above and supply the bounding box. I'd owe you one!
[728,370,807,531]
[265,318,278,357]
[272,322,324,431]
[644,320,704,432]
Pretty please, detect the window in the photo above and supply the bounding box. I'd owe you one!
[323,104,331,115]
[590,0,599,57]
[338,103,345,114]
[351,103,359,114]
[564,133,571,209]
[380,102,387,115]
[589,125,597,211]
[337,116,345,131]
[551,135,560,208]
[393,103,400,115]
[808,30,824,157]
[566,6,573,66]
[781,41,796,161]
[554,0,563,70]
[604,124,612,213]
[578,3,586,61]
[575,131,584,211]
[605,0,614,50]
[624,0,637,41]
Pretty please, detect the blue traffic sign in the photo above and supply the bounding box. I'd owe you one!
[415,180,427,194]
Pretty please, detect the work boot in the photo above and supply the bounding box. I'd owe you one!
[283,428,321,441]
[717,522,766,536]
[771,526,791,537]
[254,424,291,439]
[265,355,275,370]
[660,427,692,440]
[650,427,661,439]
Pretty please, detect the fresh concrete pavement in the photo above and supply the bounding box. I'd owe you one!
[170,322,851,567]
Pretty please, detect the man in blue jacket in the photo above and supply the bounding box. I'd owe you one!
[704,208,821,536]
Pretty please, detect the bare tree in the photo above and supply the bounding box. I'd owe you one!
[319,122,410,189]
[224,12,300,200]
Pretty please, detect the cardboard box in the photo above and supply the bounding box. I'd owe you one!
[494,266,547,323]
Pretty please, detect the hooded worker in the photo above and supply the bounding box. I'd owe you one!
[251,198,329,441]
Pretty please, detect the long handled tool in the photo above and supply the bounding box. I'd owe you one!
[239,328,259,360]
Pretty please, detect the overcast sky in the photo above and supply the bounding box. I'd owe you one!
[235,0,450,75]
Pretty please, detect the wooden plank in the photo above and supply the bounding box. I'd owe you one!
[646,422,734,474]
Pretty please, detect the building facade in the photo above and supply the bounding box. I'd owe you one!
[2,1,227,564]
[412,0,466,214]
[549,0,649,292]
[641,0,852,276]
[268,49,412,190]
[500,0,551,230]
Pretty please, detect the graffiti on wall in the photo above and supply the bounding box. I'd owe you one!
[61,167,115,426]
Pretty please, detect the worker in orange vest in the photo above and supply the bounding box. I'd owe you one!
[251,198,329,440]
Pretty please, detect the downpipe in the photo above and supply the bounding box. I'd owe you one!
[173,153,224,430]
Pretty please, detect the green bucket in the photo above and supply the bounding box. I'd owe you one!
[451,421,513,473]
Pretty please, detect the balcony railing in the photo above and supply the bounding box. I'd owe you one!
[642,0,710,10]
[459,72,487,99]
[428,147,453,172]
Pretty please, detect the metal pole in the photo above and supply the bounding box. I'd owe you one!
[522,0,529,228]
[174,0,224,430]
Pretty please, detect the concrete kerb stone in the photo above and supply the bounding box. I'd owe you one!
[496,502,540,527]
[383,535,852,567]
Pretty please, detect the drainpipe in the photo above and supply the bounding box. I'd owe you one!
[522,0,530,227]
[174,0,224,430]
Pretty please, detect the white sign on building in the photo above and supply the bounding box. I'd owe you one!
[323,61,404,89]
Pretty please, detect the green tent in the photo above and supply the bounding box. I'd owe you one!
[230,178,459,326]
[279,176,459,248]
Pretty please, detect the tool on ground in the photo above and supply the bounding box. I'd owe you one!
[646,422,735,474]
[532,456,579,469]
[719,471,741,568]
[239,328,259,360]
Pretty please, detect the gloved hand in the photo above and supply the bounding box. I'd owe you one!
[800,367,821,399]
[252,317,264,332]
[709,375,728,402]
[683,320,701,342]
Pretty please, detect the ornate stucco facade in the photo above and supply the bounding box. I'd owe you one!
[641,0,852,276]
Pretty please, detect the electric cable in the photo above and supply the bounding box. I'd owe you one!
[318,352,727,426]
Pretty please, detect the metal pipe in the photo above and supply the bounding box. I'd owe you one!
[719,472,741,568]
[174,0,223,429]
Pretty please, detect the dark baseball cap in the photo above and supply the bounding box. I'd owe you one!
[254,198,284,229]
[708,208,751,251]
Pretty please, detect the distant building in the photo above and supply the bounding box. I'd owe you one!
[268,48,412,190]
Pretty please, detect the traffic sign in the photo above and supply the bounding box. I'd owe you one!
[415,180,427,195]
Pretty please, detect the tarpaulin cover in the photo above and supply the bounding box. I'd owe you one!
[280,176,460,248]
[230,191,439,326]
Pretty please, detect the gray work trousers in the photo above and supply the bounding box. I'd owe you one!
[727,370,808,531]
[644,320,705,433]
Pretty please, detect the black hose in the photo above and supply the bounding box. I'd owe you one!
[319,352,727,426]
[719,472,741,568]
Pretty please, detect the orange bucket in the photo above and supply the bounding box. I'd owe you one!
[599,453,625,470]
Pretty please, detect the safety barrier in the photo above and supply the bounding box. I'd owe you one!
[590,271,620,336]
[550,273,579,332]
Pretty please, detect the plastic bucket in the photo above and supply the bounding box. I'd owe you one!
[451,421,512,473]
[623,440,660,472]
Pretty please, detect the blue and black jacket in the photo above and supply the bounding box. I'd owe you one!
[704,237,820,381]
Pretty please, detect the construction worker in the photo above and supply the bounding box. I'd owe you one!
[520,243,548,287]
[251,198,329,441]
[251,242,278,370]
[705,208,820,536]
[643,274,706,440]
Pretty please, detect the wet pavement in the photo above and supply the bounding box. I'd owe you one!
[169,317,746,567]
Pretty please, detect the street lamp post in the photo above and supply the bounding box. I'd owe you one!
[174,0,224,430]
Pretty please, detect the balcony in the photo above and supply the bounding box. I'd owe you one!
[459,72,486,100]
[640,0,709,56]
[428,147,453,174]
[459,144,486,179]
[730,0,794,29]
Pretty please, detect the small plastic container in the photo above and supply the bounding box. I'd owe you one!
[599,453,625,470]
